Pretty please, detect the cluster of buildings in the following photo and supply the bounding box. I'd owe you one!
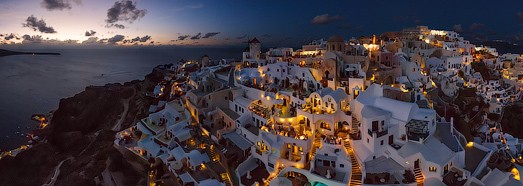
[115,26,523,186]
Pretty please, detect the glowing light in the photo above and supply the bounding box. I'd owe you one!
[512,168,520,180]
[466,142,474,147]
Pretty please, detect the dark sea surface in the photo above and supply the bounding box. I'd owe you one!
[0,46,241,151]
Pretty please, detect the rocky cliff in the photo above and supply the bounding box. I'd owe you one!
[0,67,166,186]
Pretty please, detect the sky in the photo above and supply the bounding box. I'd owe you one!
[1,0,523,47]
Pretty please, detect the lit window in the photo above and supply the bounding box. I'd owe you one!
[429,166,437,172]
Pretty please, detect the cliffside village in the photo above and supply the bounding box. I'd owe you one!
[114,26,523,186]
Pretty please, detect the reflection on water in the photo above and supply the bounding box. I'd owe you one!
[0,47,240,150]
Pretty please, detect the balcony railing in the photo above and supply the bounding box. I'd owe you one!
[368,129,389,138]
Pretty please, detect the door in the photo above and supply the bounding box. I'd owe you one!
[414,159,420,169]
[389,135,394,145]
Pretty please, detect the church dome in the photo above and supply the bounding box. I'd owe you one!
[327,35,344,42]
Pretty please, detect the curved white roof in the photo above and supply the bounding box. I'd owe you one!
[187,150,210,166]
[361,105,390,118]
[374,96,417,122]
[326,88,348,103]
[318,87,334,97]
[239,68,261,78]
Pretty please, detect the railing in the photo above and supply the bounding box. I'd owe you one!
[368,129,389,138]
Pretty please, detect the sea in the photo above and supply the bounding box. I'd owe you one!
[0,46,242,151]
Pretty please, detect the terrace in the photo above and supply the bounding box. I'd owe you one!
[312,165,346,182]
[140,118,165,135]
[264,120,311,140]
[241,163,269,186]
[301,102,335,115]
[364,172,399,185]
[442,169,467,186]
[406,119,429,142]
[248,100,270,119]
[323,135,343,145]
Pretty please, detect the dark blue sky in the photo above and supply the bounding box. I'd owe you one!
[1,0,522,46]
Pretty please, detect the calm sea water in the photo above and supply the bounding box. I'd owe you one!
[0,46,241,151]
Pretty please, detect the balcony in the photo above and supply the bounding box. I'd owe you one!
[368,129,389,138]
[264,121,310,140]
[248,101,270,119]
[405,119,429,142]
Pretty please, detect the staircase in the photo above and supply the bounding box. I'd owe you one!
[310,132,322,158]
[220,173,233,186]
[344,139,362,186]
[350,117,361,140]
[414,168,424,186]
[209,146,220,163]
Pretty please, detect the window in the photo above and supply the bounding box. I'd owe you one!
[429,166,437,172]
[268,68,270,71]
[323,160,331,166]
[340,164,345,168]
[380,140,384,145]
[367,138,369,143]
[277,69,280,72]
[283,69,286,73]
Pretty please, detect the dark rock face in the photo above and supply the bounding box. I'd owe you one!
[0,67,165,186]
[48,84,129,151]
[502,103,523,138]
[0,143,59,186]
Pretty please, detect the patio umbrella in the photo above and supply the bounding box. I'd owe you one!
[172,161,183,170]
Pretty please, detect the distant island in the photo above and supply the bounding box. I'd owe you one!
[0,49,60,57]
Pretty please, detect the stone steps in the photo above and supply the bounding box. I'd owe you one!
[414,168,424,186]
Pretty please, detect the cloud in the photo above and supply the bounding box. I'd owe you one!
[21,34,44,44]
[84,30,96,36]
[41,0,80,11]
[81,37,99,44]
[108,24,125,29]
[139,35,151,42]
[178,35,190,40]
[106,0,147,29]
[311,14,343,25]
[517,12,523,23]
[22,15,57,33]
[4,33,16,40]
[469,23,485,30]
[202,32,220,39]
[131,35,151,42]
[190,33,201,40]
[453,24,463,32]
[107,34,125,44]
[131,36,140,42]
